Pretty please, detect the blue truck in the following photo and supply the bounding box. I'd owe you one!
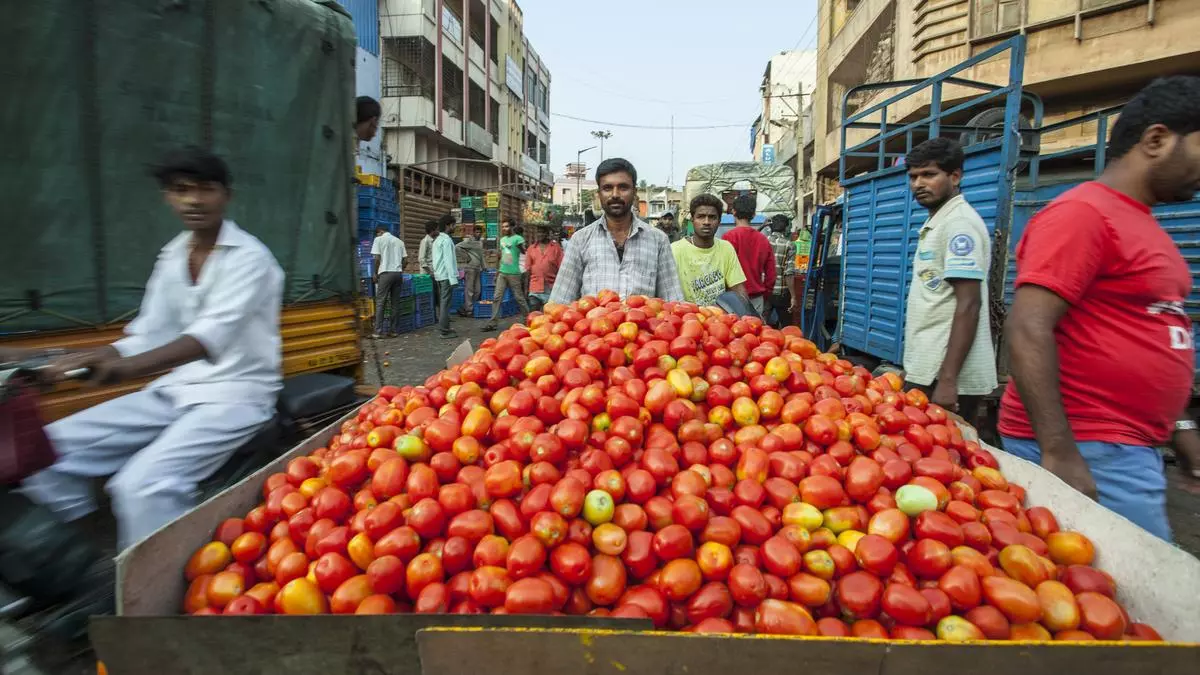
[800,36,1200,386]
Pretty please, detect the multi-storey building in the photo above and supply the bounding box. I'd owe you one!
[811,0,1200,201]
[375,0,552,250]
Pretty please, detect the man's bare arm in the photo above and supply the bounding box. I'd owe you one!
[1006,285,1097,498]
[936,279,982,388]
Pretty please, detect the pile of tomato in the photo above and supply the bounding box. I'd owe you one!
[180,292,1163,641]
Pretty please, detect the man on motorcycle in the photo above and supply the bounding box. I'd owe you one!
[22,147,284,551]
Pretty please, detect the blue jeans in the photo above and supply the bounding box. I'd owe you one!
[1001,437,1171,541]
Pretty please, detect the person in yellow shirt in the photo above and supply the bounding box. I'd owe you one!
[672,194,748,307]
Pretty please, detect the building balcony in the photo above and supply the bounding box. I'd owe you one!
[466,122,493,157]
[443,113,465,145]
[380,0,436,40]
[381,94,437,130]
[521,154,539,179]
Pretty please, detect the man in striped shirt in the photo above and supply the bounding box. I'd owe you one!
[549,159,684,303]
[766,214,797,328]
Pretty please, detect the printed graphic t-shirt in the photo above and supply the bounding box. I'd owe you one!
[999,181,1194,446]
[671,238,747,307]
[499,234,525,275]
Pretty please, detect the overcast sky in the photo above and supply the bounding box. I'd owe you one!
[519,0,820,187]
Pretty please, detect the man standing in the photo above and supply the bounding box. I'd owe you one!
[672,194,747,306]
[550,158,684,304]
[721,194,775,316]
[901,137,996,422]
[418,220,436,276]
[516,225,531,298]
[455,226,484,316]
[483,220,531,331]
[657,212,681,242]
[527,227,564,306]
[23,148,282,551]
[370,225,408,338]
[431,219,459,338]
[1001,77,1200,540]
[766,214,797,328]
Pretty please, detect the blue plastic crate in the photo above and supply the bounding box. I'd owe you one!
[449,286,465,312]
[357,193,396,208]
[395,314,415,334]
[481,269,498,284]
[359,207,399,222]
[416,293,434,314]
[396,274,414,298]
[415,307,436,328]
[473,301,494,319]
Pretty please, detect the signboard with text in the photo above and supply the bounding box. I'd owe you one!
[506,55,523,99]
[763,144,776,165]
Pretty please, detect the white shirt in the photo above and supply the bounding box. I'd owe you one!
[902,195,997,395]
[371,231,407,274]
[112,220,284,409]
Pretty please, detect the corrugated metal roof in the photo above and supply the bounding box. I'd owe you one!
[334,0,378,55]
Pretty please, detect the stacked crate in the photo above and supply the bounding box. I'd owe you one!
[358,182,399,240]
[411,274,435,328]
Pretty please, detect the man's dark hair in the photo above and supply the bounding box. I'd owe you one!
[152,147,231,189]
[1108,76,1200,160]
[424,220,440,234]
[375,225,388,234]
[515,225,524,236]
[690,193,724,215]
[356,96,381,125]
[732,194,756,220]
[438,213,456,230]
[771,214,790,233]
[905,137,964,174]
[595,157,637,185]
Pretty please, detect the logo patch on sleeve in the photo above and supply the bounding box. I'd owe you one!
[948,233,975,256]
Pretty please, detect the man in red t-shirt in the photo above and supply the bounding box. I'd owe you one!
[1000,76,1200,540]
[722,194,776,317]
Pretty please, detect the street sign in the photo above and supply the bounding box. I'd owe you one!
[763,144,776,165]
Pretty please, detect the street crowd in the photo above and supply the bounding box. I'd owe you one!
[1,77,1198,559]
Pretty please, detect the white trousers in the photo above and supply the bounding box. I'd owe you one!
[22,389,273,551]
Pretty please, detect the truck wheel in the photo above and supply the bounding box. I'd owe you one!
[958,108,1037,170]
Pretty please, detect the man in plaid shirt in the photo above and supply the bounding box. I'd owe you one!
[549,158,684,303]
[766,214,797,328]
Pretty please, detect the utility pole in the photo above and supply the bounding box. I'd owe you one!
[576,145,597,215]
[591,130,612,161]
[669,115,674,187]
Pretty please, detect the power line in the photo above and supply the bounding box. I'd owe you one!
[551,112,749,130]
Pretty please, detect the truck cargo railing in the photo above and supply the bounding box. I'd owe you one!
[839,35,1041,186]
[1023,104,1125,188]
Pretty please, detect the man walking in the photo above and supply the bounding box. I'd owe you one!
[550,158,683,303]
[672,194,747,306]
[721,194,775,316]
[766,215,797,328]
[455,226,484,316]
[483,220,531,331]
[430,219,459,338]
[370,225,408,337]
[901,137,996,423]
[1001,77,1200,540]
[527,227,564,306]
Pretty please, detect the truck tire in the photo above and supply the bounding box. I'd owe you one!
[958,108,1037,170]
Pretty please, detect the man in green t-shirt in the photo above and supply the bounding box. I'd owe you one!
[671,194,748,307]
[483,220,531,331]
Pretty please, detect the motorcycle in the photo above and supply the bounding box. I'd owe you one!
[0,356,363,673]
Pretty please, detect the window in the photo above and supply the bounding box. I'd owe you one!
[469,82,486,127]
[538,141,547,165]
[489,98,500,142]
[383,37,435,98]
[442,57,464,118]
[489,19,499,64]
[972,0,1023,38]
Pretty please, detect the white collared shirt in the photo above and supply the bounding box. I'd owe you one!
[112,220,283,409]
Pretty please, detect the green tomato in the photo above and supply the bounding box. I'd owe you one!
[895,484,938,517]
[582,489,615,525]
